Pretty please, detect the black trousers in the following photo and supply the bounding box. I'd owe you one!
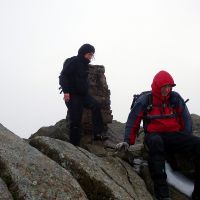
[65,94,104,145]
[144,132,200,198]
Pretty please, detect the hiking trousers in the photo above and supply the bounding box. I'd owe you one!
[65,94,104,146]
[144,132,200,199]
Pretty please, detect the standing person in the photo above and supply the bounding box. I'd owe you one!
[116,70,200,200]
[59,44,107,146]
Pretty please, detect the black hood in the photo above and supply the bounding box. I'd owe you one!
[78,44,95,56]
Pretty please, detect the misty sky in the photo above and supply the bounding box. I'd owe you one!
[1,0,200,138]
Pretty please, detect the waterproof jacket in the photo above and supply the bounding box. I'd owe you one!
[59,55,90,96]
[124,71,192,145]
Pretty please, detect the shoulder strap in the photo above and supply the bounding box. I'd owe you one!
[146,92,153,112]
[130,91,152,110]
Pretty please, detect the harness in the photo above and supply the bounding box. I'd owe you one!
[141,93,178,132]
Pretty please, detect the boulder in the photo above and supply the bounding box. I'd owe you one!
[0,123,87,200]
[0,178,14,200]
[29,125,69,141]
[77,65,113,134]
[29,119,125,157]
[191,114,200,136]
[30,136,153,200]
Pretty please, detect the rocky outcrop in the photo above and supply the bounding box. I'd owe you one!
[191,114,200,136]
[0,123,87,200]
[0,177,14,200]
[0,122,154,200]
[29,124,68,141]
[80,65,113,134]
[30,136,153,200]
[30,119,125,157]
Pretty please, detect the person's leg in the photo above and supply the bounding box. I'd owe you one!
[144,133,170,199]
[193,157,200,200]
[179,135,200,200]
[83,95,106,139]
[188,138,200,200]
[65,95,83,146]
[162,133,200,200]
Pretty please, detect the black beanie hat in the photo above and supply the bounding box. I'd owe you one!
[78,44,95,56]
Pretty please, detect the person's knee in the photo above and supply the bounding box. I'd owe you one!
[145,134,164,155]
[145,134,163,147]
[195,145,200,155]
[190,138,200,157]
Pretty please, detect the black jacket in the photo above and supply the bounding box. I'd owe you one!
[59,56,90,95]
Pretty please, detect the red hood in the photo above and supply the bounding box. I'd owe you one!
[151,70,176,100]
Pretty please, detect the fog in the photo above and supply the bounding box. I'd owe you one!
[1,0,200,138]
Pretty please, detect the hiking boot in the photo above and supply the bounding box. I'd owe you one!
[93,134,109,141]
[154,181,170,200]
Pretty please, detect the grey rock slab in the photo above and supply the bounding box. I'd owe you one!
[78,146,153,200]
[0,177,14,200]
[30,136,153,200]
[29,125,69,142]
[0,123,87,200]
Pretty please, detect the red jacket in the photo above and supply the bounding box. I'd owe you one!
[147,70,181,133]
[124,70,192,145]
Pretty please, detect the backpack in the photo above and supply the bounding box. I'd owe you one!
[59,56,76,94]
[130,90,191,137]
[130,91,152,111]
[130,91,189,120]
[130,90,189,109]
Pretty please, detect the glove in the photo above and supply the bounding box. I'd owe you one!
[115,142,129,151]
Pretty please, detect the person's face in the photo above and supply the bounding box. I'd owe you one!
[84,52,94,61]
[161,85,172,96]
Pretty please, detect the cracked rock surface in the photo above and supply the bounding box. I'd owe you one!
[0,123,87,200]
[30,136,153,200]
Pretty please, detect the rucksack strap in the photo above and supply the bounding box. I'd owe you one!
[145,113,177,120]
[59,86,63,94]
[185,99,189,103]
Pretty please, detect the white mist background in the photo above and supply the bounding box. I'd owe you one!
[0,0,200,138]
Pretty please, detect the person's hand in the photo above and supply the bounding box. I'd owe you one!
[63,93,70,102]
[115,142,129,151]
